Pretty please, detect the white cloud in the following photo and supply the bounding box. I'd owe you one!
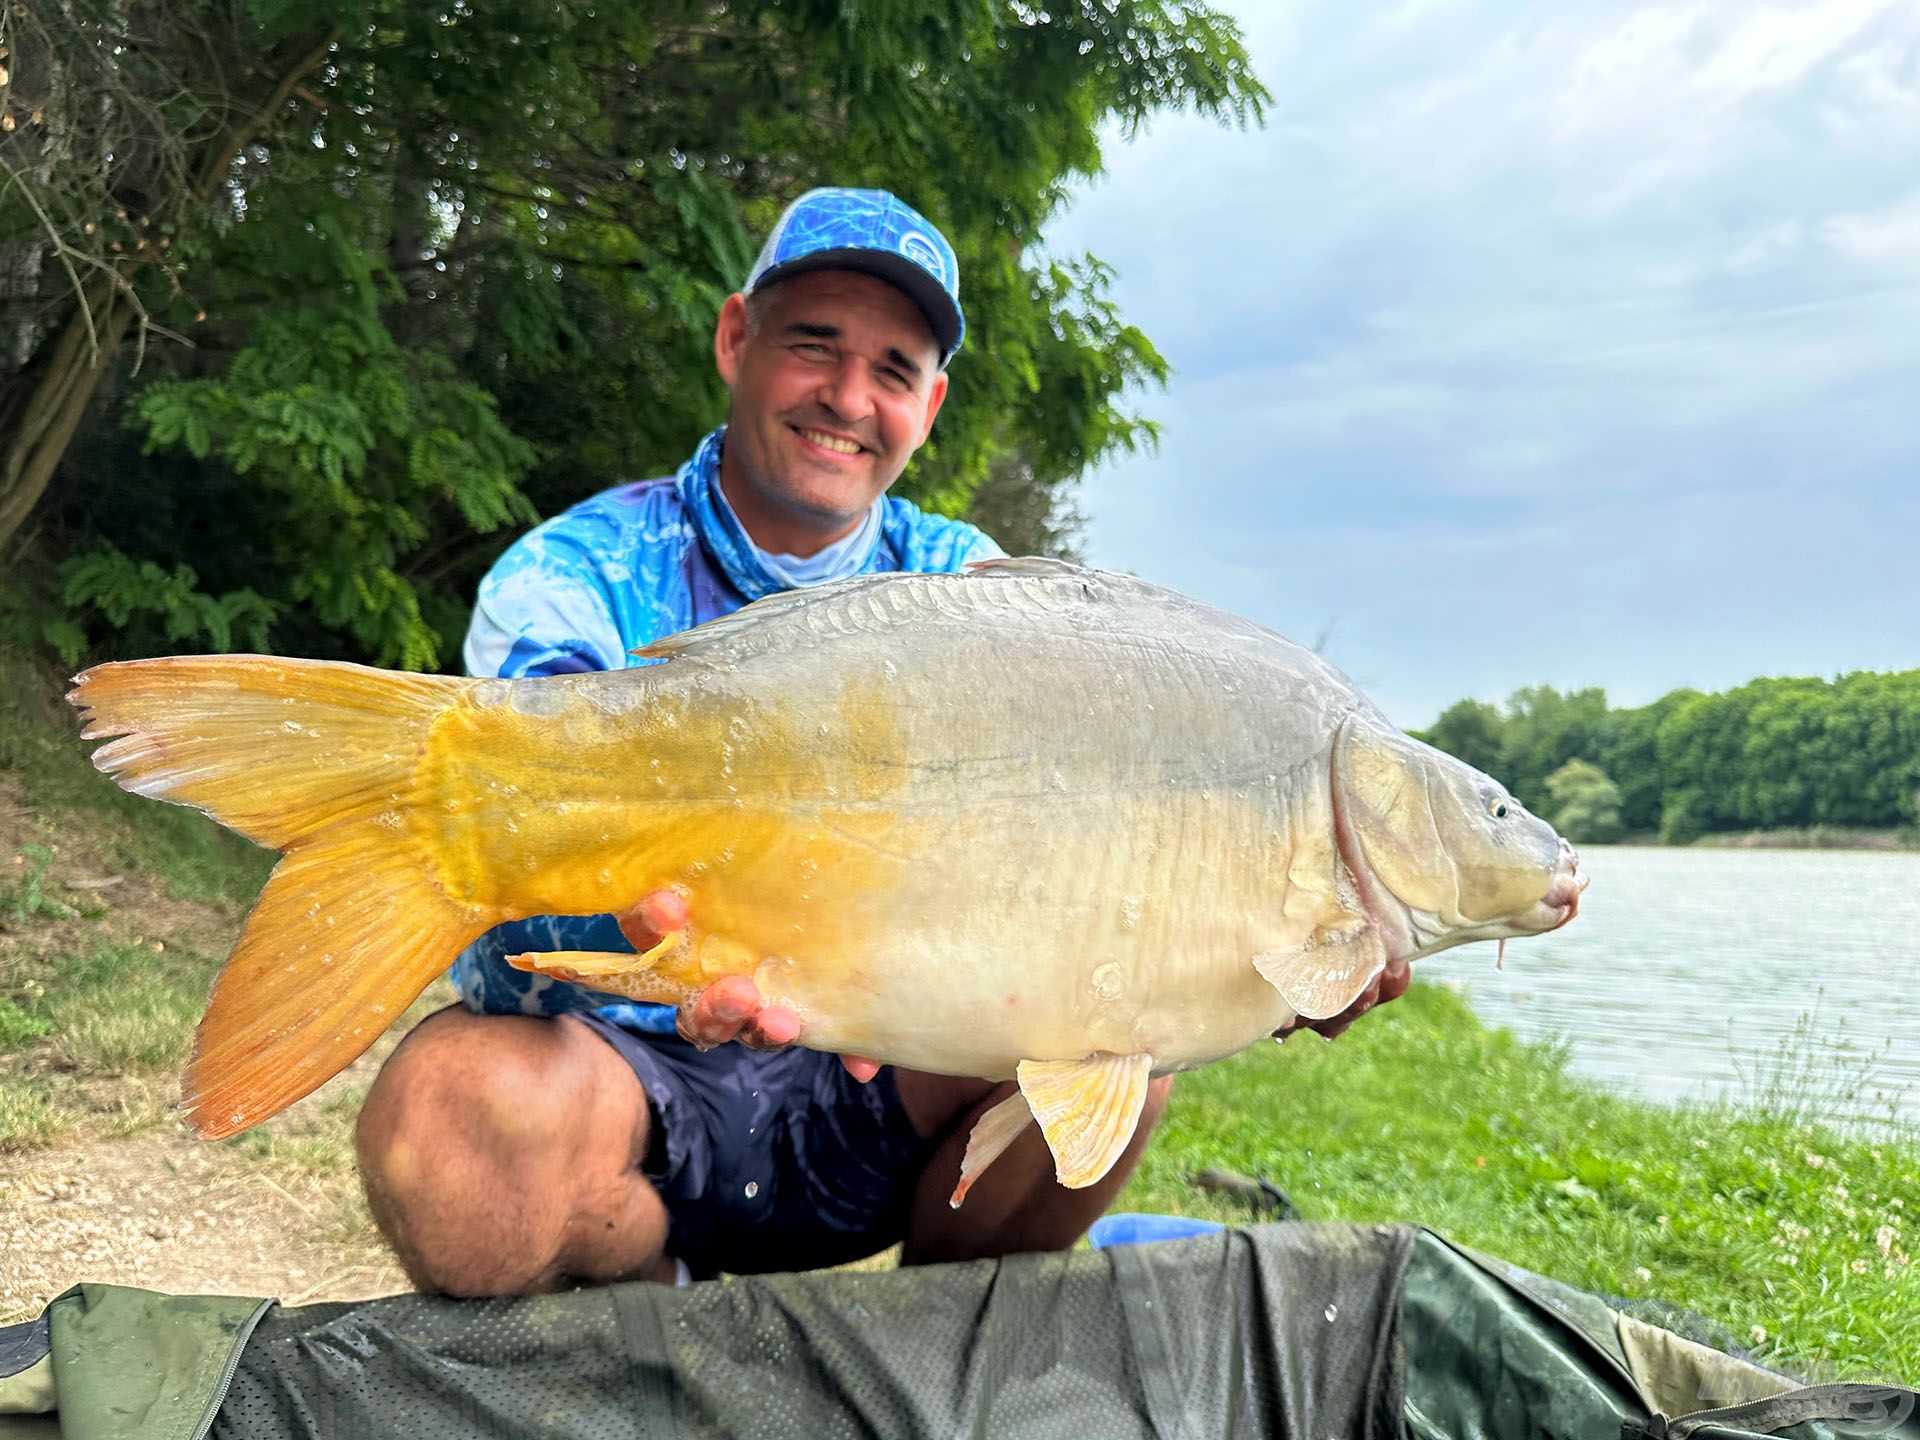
[1823,190,1920,265]
[1046,0,1920,726]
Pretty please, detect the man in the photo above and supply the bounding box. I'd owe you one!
[355,188,1404,1297]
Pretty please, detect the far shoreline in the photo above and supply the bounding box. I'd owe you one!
[1594,827,1920,853]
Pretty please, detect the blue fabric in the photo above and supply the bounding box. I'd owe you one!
[1088,1214,1227,1250]
[575,1015,934,1279]
[710,466,882,589]
[454,424,1001,1028]
[747,187,963,360]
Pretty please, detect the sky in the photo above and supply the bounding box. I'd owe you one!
[1043,0,1920,730]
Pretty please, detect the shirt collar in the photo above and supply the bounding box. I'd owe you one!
[675,426,884,600]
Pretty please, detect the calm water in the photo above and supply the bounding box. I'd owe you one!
[1420,846,1920,1127]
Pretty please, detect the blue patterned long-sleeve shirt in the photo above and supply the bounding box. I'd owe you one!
[451,425,1001,1029]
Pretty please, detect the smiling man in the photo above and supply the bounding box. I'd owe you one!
[353,188,1400,1298]
[350,189,1183,1298]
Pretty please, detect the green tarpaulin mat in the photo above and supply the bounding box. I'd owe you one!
[2,1223,1913,1439]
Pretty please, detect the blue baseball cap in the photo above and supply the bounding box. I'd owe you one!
[745,187,965,365]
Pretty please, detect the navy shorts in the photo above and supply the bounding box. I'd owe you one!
[575,1013,936,1280]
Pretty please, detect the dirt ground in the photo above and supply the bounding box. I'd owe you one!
[0,1104,411,1321]
[0,772,418,1322]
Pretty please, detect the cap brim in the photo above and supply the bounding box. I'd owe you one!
[751,248,962,363]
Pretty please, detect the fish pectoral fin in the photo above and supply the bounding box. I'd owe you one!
[949,1089,1035,1209]
[506,950,700,1007]
[1253,924,1388,1020]
[1016,1052,1154,1191]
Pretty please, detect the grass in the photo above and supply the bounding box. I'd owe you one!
[1116,982,1917,1386]
[0,653,271,1151]
[0,1071,64,1149]
[0,658,272,908]
[40,939,222,1072]
[226,1082,386,1246]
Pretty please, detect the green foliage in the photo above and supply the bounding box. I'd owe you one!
[15,0,1268,671]
[0,998,52,1051]
[1543,758,1624,843]
[1418,699,1505,776]
[0,846,78,925]
[59,551,281,657]
[1500,685,1611,812]
[1421,672,1920,842]
[110,188,542,668]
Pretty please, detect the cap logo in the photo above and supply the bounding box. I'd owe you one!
[898,230,946,284]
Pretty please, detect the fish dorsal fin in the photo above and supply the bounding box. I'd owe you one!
[631,560,1108,664]
[628,575,897,662]
[964,556,1094,579]
[1253,923,1387,1020]
[1016,1051,1154,1190]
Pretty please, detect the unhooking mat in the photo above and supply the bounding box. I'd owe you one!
[1,1222,1914,1439]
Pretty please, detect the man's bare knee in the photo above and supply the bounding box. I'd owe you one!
[356,1009,653,1295]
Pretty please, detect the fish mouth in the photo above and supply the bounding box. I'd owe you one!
[1469,840,1586,945]
[1538,839,1588,932]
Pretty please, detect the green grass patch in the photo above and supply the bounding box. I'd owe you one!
[0,1072,63,1150]
[0,997,51,1050]
[38,940,220,1073]
[1121,982,1917,1385]
[227,1083,367,1179]
[0,654,271,906]
[0,845,85,924]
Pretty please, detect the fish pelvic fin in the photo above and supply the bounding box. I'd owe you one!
[1016,1052,1154,1191]
[1253,923,1387,1021]
[507,945,703,1008]
[67,655,490,1138]
[949,1088,1035,1209]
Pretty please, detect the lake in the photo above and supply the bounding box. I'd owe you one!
[1420,846,1920,1129]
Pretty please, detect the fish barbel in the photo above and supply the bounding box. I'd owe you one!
[68,559,1585,1199]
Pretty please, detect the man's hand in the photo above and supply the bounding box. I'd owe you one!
[677,973,803,1050]
[679,975,883,1082]
[617,889,881,1082]
[1274,957,1411,1041]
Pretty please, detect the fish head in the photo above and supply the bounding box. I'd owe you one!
[1331,713,1586,961]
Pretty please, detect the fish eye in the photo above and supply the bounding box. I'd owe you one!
[1488,796,1510,819]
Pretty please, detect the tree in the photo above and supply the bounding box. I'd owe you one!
[0,2,339,543]
[963,454,1088,561]
[1543,759,1624,844]
[3,2,1267,668]
[1419,668,1920,843]
[1498,685,1610,812]
[1418,698,1506,777]
[1597,691,1695,837]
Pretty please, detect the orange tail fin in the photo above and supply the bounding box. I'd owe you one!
[68,656,491,1138]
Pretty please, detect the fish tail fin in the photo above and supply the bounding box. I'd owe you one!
[68,655,491,1137]
[69,654,470,849]
[185,836,487,1138]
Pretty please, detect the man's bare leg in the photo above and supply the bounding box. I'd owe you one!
[892,1071,1175,1266]
[355,1006,676,1296]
